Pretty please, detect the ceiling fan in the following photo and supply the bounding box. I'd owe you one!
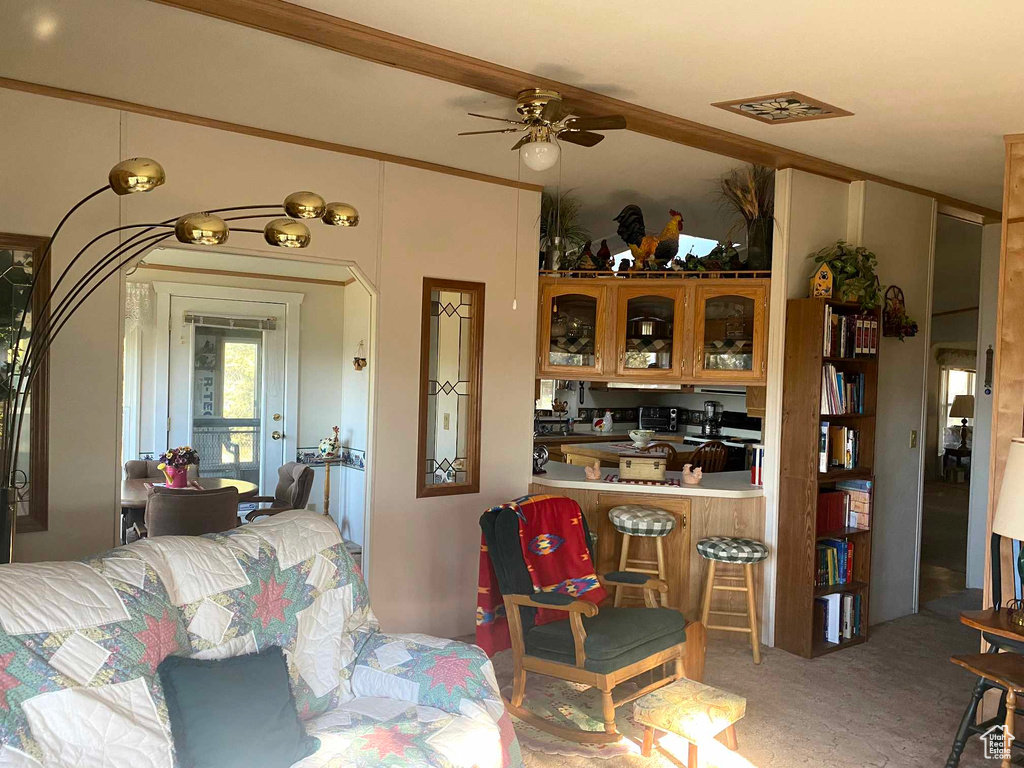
[459,88,627,170]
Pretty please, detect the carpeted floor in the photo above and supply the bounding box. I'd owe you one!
[496,589,999,767]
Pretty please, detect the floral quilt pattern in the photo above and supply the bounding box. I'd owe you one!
[0,510,521,768]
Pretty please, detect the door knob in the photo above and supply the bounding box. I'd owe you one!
[271,431,283,440]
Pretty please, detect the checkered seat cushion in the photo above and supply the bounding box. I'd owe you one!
[696,536,768,564]
[608,505,675,537]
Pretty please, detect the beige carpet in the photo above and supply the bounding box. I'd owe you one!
[493,592,999,767]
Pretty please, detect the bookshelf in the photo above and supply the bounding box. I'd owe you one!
[776,298,879,658]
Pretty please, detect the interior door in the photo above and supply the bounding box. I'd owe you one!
[166,296,287,493]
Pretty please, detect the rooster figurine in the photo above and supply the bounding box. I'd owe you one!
[595,239,612,271]
[613,205,685,271]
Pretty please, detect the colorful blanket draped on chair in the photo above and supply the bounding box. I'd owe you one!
[476,495,607,656]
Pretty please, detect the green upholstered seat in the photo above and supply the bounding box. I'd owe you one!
[525,607,686,674]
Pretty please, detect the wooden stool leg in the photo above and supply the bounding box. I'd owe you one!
[1004,689,1016,768]
[600,688,617,735]
[700,559,716,626]
[641,726,654,757]
[743,563,762,664]
[655,535,668,607]
[688,741,699,767]
[615,533,631,607]
[724,724,738,750]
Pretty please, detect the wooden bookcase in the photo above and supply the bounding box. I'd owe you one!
[775,298,879,658]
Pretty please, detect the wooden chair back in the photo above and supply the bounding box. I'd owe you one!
[687,441,728,473]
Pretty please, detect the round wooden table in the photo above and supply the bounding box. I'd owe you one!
[120,478,260,543]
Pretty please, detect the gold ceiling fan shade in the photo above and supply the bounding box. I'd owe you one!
[459,88,626,157]
[284,191,327,219]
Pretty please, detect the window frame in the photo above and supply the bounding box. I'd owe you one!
[416,277,485,499]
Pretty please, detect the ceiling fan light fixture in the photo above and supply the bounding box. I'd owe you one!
[520,137,560,172]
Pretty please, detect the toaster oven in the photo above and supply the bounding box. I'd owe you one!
[638,406,678,432]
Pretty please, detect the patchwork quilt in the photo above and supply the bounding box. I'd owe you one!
[0,510,521,768]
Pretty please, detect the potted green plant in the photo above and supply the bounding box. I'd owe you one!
[809,240,883,309]
[540,190,590,271]
[715,164,775,270]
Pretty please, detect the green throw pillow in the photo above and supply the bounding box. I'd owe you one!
[158,646,318,768]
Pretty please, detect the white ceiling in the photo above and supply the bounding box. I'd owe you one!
[4,0,1009,250]
[296,0,1017,212]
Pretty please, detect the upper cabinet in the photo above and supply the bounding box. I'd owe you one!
[539,282,609,377]
[692,283,768,381]
[536,276,769,384]
[614,285,687,378]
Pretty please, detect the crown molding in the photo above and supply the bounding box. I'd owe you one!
[149,0,1000,222]
[0,77,543,194]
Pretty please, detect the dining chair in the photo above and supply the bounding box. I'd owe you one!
[244,462,315,522]
[687,441,729,473]
[124,459,199,480]
[135,485,239,538]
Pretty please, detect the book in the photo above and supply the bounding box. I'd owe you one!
[842,593,854,639]
[819,422,829,473]
[824,593,841,643]
[822,311,878,358]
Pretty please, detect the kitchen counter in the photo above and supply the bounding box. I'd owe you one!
[532,461,763,498]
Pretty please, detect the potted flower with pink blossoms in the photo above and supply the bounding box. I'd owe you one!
[158,446,199,488]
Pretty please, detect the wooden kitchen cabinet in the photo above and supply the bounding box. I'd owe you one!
[538,282,611,377]
[613,284,690,379]
[536,276,769,385]
[692,282,769,382]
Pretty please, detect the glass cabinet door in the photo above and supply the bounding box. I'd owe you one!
[694,285,766,380]
[616,288,682,376]
[542,287,605,373]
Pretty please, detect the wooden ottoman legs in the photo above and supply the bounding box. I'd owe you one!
[639,724,739,764]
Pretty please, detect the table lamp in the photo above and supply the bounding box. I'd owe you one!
[993,438,1024,622]
[949,394,975,449]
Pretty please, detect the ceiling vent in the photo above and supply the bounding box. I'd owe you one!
[712,92,852,125]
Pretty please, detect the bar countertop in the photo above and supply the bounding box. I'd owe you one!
[531,461,764,499]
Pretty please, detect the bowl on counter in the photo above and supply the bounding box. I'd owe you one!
[628,429,655,448]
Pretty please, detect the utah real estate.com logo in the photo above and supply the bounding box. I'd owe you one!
[982,724,1014,760]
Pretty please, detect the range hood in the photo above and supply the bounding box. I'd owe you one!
[603,382,687,391]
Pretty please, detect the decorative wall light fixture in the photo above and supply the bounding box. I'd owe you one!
[353,340,367,371]
[0,160,359,564]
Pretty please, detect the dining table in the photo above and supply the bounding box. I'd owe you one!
[120,477,260,543]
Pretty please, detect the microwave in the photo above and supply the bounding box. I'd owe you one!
[638,406,678,432]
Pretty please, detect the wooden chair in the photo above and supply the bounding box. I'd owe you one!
[947,533,1024,767]
[134,485,239,538]
[687,441,728,473]
[481,498,706,744]
[243,462,314,522]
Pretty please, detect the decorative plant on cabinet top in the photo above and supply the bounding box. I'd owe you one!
[809,240,883,310]
[715,164,775,270]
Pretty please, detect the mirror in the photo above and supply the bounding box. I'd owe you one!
[417,278,484,497]
[0,234,49,533]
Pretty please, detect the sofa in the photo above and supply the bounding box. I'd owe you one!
[0,510,521,767]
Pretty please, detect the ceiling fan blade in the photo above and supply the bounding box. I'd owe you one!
[562,114,627,132]
[540,98,571,124]
[510,135,532,151]
[458,128,521,136]
[467,112,524,125]
[557,130,605,147]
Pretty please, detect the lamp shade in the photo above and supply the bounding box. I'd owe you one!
[993,438,1024,539]
[949,394,975,419]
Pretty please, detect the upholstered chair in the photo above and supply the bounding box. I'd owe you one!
[138,486,239,538]
[244,462,314,522]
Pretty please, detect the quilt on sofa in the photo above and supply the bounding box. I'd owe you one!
[0,510,521,768]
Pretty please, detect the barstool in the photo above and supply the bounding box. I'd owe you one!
[608,505,676,607]
[697,536,769,664]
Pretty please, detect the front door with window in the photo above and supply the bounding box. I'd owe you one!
[166,296,288,493]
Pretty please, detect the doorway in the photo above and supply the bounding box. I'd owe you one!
[119,247,374,567]
[918,214,983,606]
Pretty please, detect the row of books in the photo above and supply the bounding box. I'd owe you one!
[821,364,867,415]
[819,423,862,471]
[816,481,873,534]
[823,306,879,358]
[814,592,863,644]
[816,538,855,587]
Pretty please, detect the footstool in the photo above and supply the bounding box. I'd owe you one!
[633,677,746,765]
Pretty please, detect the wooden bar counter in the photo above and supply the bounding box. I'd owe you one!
[530,461,765,636]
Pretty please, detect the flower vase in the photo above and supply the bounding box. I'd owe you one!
[746,217,773,270]
[161,464,189,488]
